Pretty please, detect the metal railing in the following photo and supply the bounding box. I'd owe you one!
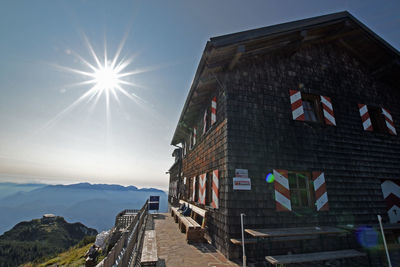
[96,201,149,267]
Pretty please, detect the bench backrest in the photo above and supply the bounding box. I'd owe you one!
[178,199,208,228]
[189,204,206,217]
[188,203,207,228]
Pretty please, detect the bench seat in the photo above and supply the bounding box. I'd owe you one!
[230,238,257,245]
[266,249,366,265]
[140,230,158,266]
[170,207,181,223]
[186,217,201,228]
[179,216,195,232]
[178,215,204,242]
[171,200,208,243]
[230,235,317,246]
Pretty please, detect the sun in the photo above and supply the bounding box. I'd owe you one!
[46,34,150,129]
[94,63,120,92]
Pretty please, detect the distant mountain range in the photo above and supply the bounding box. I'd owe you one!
[0,182,45,199]
[0,182,167,235]
[0,215,97,266]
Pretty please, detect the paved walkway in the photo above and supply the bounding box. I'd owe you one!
[153,213,238,267]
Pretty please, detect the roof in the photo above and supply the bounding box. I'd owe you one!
[171,11,400,145]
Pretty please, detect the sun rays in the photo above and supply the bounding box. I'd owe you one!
[44,33,149,131]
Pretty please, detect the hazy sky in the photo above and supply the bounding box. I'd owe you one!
[0,1,399,190]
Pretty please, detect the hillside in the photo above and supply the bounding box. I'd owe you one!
[0,182,167,234]
[0,216,97,267]
[21,243,93,267]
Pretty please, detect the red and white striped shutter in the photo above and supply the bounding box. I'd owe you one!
[198,173,206,204]
[320,96,336,126]
[312,172,329,211]
[380,179,400,223]
[289,90,305,121]
[203,109,207,134]
[211,170,219,209]
[273,169,291,211]
[189,132,192,150]
[211,97,217,125]
[358,104,373,131]
[382,108,397,135]
[192,177,196,201]
[193,127,197,145]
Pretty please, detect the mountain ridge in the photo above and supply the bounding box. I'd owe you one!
[0,182,167,235]
[0,215,97,266]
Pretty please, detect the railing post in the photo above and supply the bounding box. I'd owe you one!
[241,213,246,267]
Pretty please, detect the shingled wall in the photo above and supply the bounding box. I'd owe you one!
[180,86,232,256]
[222,41,400,258]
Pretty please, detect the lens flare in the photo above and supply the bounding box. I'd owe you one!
[356,226,379,248]
[266,173,274,183]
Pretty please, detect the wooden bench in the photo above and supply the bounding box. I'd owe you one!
[266,249,366,265]
[230,238,258,245]
[170,200,186,223]
[140,230,158,266]
[180,203,207,242]
[245,226,354,263]
[230,235,318,246]
[170,200,207,242]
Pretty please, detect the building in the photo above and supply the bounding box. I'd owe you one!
[168,11,400,261]
[41,214,57,224]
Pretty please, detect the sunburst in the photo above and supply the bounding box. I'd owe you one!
[45,34,147,129]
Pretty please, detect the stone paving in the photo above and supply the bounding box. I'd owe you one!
[153,213,239,267]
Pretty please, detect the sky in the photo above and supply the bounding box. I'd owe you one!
[0,0,399,190]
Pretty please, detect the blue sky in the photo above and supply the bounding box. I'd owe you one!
[0,0,399,189]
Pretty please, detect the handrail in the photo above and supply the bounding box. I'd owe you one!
[96,200,149,267]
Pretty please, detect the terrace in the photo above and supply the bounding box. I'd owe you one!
[151,213,238,267]
[96,202,238,267]
[96,201,400,267]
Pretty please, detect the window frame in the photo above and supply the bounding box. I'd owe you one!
[203,94,218,136]
[203,108,210,135]
[205,172,212,206]
[368,105,388,134]
[194,176,199,203]
[288,171,315,211]
[301,93,324,123]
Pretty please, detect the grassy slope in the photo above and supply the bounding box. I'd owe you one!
[21,243,92,267]
[0,217,97,266]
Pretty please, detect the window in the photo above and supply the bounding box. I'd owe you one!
[290,90,336,126]
[288,172,314,209]
[301,93,323,123]
[368,105,387,134]
[203,108,209,134]
[184,177,190,200]
[205,173,212,206]
[190,128,197,149]
[194,177,199,203]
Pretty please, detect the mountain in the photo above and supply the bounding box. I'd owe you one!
[21,242,95,267]
[0,182,46,199]
[0,183,167,235]
[0,215,97,267]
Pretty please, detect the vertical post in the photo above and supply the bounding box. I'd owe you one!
[377,215,392,267]
[241,213,246,267]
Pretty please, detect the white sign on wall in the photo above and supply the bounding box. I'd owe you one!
[183,177,186,184]
[233,177,251,190]
[235,169,248,178]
